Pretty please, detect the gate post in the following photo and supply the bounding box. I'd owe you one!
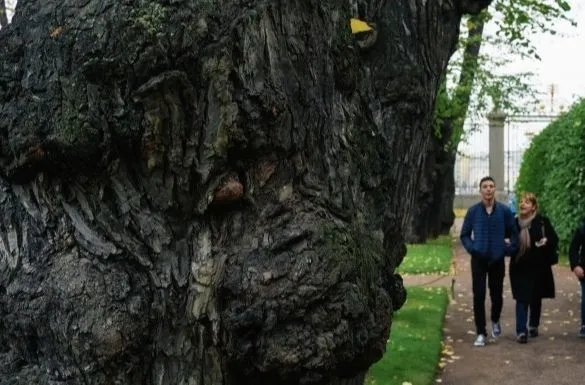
[487,109,507,199]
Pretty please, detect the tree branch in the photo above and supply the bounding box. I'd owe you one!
[451,13,485,143]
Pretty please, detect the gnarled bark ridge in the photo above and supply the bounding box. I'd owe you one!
[0,1,491,384]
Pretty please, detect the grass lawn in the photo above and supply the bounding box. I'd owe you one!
[398,235,453,275]
[366,286,449,385]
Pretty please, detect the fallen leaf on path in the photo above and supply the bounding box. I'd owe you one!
[442,348,454,356]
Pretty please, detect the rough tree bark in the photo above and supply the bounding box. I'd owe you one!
[0,1,491,384]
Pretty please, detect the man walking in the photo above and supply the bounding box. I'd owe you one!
[460,176,518,347]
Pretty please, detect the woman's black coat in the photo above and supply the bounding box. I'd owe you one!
[509,214,558,302]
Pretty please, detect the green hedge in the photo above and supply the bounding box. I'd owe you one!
[515,99,585,253]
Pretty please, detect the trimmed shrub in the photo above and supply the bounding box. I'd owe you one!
[516,98,585,252]
[515,127,553,200]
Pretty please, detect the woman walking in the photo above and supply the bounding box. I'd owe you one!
[509,192,559,343]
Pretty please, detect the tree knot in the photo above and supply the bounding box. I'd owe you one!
[212,175,244,203]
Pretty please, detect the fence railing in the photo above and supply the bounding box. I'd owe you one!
[454,114,557,202]
[454,150,524,195]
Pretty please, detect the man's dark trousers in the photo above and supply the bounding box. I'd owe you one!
[471,256,505,336]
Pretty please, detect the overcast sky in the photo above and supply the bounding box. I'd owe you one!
[511,2,585,111]
[4,0,15,23]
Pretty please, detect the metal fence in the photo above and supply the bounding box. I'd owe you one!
[455,114,558,197]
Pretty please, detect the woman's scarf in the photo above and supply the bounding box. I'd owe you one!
[517,212,537,260]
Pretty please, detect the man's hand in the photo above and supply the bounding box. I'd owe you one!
[504,238,511,246]
[574,266,585,279]
[535,237,548,247]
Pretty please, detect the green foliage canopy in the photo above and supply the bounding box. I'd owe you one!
[440,0,574,149]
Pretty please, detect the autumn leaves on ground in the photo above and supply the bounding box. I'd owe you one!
[367,218,585,385]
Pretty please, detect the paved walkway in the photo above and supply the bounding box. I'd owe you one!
[403,219,585,385]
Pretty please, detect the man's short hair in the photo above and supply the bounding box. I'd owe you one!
[479,176,495,188]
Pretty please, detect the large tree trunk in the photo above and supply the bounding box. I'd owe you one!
[405,120,456,243]
[439,152,457,235]
[406,13,486,244]
[0,1,491,384]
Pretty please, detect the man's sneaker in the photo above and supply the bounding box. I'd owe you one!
[578,325,585,338]
[528,327,539,338]
[491,322,502,338]
[473,334,487,347]
[516,333,528,344]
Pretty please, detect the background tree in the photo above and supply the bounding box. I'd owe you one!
[0,0,9,28]
[406,0,573,243]
[0,1,492,385]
